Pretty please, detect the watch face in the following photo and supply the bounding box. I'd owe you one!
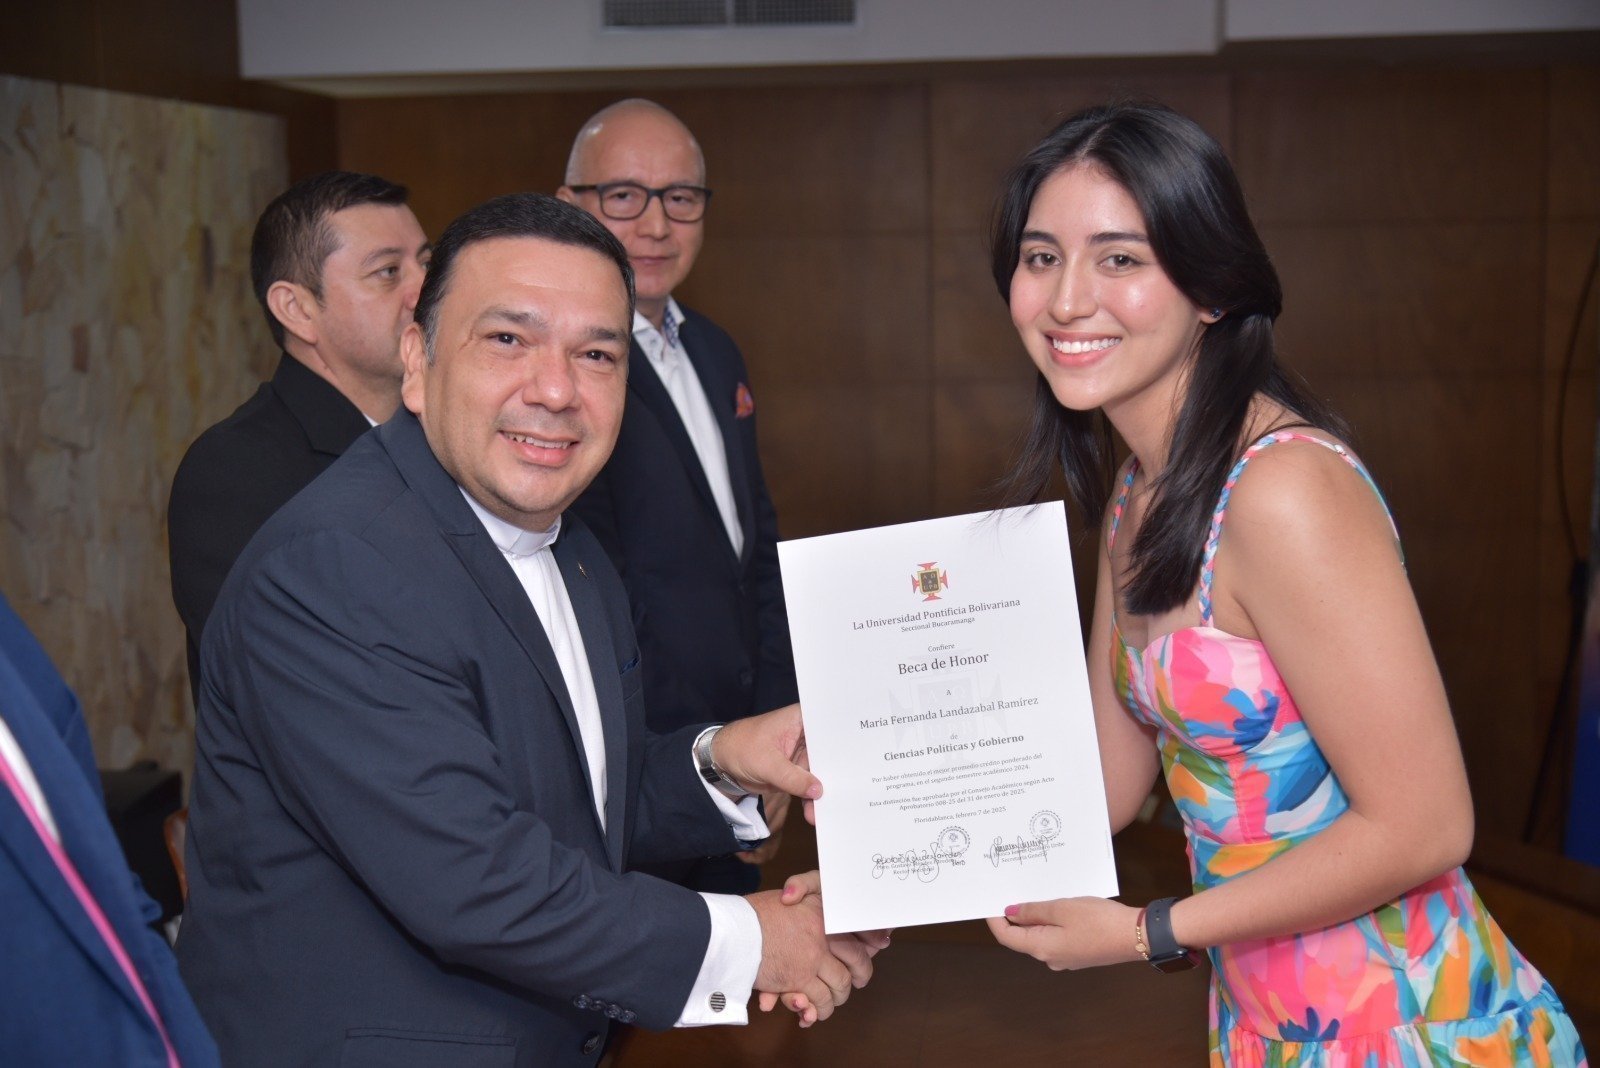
[1150,950,1199,973]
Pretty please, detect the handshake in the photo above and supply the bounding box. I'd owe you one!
[711,705,894,1027]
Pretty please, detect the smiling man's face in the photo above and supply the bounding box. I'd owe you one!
[400,235,632,531]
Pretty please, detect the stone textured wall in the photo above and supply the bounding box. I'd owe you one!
[0,74,286,779]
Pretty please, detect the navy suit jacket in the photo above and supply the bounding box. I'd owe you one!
[570,305,797,733]
[168,352,372,706]
[177,410,742,1067]
[0,593,217,1066]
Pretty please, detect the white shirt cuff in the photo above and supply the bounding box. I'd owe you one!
[674,893,762,1026]
[709,784,769,847]
[693,745,771,847]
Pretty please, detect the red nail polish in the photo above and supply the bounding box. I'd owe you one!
[1004,904,1019,918]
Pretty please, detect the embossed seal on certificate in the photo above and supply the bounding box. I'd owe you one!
[936,825,971,858]
[1030,809,1062,842]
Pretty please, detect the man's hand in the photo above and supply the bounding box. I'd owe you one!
[747,878,882,1027]
[737,790,791,865]
[712,704,819,809]
[753,871,892,1019]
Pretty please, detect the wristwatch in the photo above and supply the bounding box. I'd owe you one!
[1141,897,1200,972]
[692,726,748,800]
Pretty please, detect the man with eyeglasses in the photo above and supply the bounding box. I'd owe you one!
[560,100,798,896]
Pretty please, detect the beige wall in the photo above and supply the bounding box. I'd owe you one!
[0,74,286,774]
[337,60,1600,843]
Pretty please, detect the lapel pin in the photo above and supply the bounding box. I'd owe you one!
[578,561,588,578]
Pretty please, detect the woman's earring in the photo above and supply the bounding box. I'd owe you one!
[1210,308,1224,320]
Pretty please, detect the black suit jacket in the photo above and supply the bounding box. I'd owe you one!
[167,353,371,704]
[176,411,741,1068]
[569,306,797,734]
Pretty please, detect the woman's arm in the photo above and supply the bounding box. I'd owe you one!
[1167,440,1474,948]
[1087,508,1163,834]
[990,443,1474,969]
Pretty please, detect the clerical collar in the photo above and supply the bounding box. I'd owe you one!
[459,488,561,558]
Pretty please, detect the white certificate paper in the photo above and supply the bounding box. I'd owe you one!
[780,504,1117,933]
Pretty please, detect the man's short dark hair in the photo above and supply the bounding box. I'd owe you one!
[250,171,410,348]
[416,193,635,358]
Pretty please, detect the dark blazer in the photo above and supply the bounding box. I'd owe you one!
[177,410,741,1068]
[0,593,218,1066]
[167,352,372,704]
[569,305,797,735]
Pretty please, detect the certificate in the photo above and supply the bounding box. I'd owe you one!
[780,504,1117,934]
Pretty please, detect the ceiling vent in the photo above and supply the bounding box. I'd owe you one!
[603,0,856,28]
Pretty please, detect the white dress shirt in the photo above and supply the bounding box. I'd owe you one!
[460,491,765,1025]
[0,709,59,842]
[634,300,745,558]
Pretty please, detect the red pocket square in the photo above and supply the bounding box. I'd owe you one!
[734,382,755,419]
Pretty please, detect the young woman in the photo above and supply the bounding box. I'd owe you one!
[984,102,1588,1066]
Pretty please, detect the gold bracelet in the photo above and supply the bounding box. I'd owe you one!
[1134,906,1151,960]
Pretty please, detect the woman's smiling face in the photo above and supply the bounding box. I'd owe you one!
[1009,164,1212,426]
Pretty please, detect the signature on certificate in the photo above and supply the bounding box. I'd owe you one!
[869,825,971,883]
[983,810,1065,867]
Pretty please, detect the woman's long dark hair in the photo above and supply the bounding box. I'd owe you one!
[991,102,1344,615]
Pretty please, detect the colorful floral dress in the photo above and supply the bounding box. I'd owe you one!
[1109,431,1589,1067]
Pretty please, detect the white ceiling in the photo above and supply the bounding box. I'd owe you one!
[236,0,1600,96]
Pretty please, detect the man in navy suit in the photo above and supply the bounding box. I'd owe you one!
[561,101,798,894]
[177,194,877,1066]
[0,591,218,1065]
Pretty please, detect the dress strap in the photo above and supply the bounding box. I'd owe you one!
[1198,431,1400,626]
[1106,456,1139,553]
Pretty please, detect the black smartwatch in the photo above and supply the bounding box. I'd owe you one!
[1143,897,1200,972]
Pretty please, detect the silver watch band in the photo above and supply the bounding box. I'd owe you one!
[693,726,747,799]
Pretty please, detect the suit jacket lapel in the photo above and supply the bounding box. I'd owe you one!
[627,342,727,521]
[677,315,757,566]
[376,413,601,828]
[552,535,628,869]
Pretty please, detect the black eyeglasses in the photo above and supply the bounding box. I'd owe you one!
[568,182,713,222]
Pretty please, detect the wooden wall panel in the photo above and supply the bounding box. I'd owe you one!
[1529,63,1600,844]
[1233,68,1546,224]
[1333,375,1544,813]
[931,381,1035,517]
[928,72,1233,233]
[339,81,934,543]
[1548,66,1600,221]
[1266,221,1544,382]
[1237,64,1554,836]
[683,235,929,387]
[337,92,617,235]
[669,84,929,238]
[333,57,1600,850]
[757,382,933,536]
[931,227,1023,381]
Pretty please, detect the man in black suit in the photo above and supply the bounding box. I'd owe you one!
[560,101,797,894]
[177,193,878,1066]
[167,171,431,703]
